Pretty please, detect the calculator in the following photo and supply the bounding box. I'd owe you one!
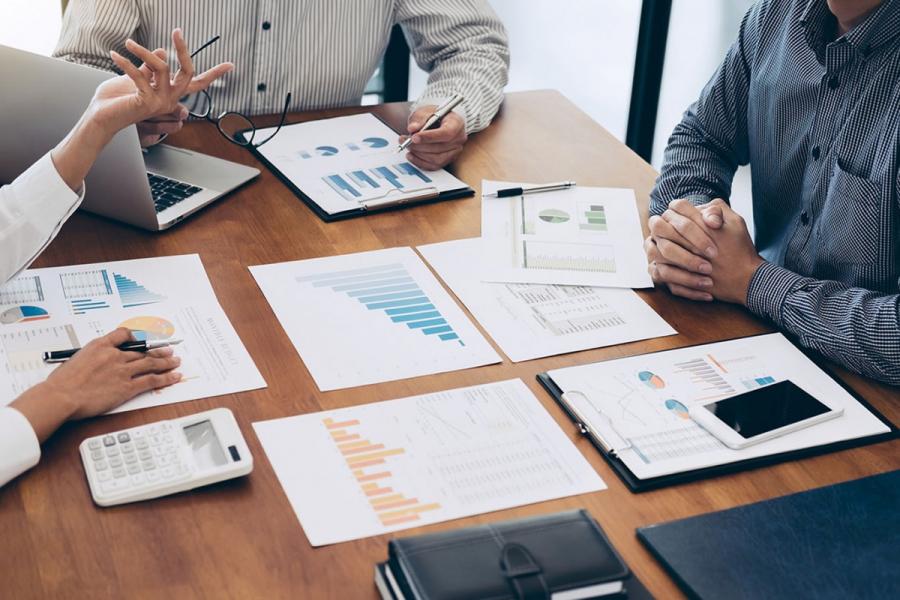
[80,408,253,507]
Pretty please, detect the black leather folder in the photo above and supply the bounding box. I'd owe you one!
[375,509,652,600]
[637,469,900,600]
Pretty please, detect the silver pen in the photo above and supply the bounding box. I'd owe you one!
[397,93,465,152]
[484,181,577,198]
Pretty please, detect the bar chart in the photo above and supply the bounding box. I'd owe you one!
[579,203,608,232]
[114,273,167,308]
[522,240,617,273]
[672,355,737,400]
[0,275,44,305]
[323,417,441,527]
[296,262,464,345]
[60,269,112,299]
[323,161,433,202]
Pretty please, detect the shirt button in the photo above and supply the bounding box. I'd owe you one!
[800,211,810,225]
[811,146,821,160]
[827,76,840,89]
[262,21,271,30]
[257,83,267,92]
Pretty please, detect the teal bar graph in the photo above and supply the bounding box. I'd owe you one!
[114,273,166,308]
[296,263,464,345]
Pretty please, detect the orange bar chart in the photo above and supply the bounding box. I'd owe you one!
[324,417,442,527]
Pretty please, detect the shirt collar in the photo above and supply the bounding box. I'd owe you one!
[801,0,900,59]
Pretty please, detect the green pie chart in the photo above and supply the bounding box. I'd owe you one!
[538,208,570,224]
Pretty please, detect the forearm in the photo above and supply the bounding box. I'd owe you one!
[10,383,78,443]
[747,262,900,384]
[50,113,115,192]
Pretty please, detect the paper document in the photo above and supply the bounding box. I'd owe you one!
[250,247,500,391]
[254,114,469,215]
[0,255,265,413]
[418,238,676,362]
[546,333,890,480]
[253,379,606,546]
[481,181,653,288]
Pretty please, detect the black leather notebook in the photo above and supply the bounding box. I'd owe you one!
[637,469,900,600]
[374,510,652,600]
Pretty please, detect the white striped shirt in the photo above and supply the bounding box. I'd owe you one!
[54,0,509,133]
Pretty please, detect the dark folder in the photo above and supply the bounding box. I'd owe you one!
[374,510,652,600]
[637,470,900,600]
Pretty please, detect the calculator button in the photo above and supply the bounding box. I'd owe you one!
[97,470,112,482]
[160,423,173,433]
[106,447,120,457]
[161,467,176,480]
[103,435,116,447]
[124,453,138,464]
[163,434,173,444]
[142,461,156,471]
[136,439,149,450]
[88,439,101,450]
[109,457,124,468]
[131,429,144,438]
[146,471,160,483]
[112,467,127,479]
[102,479,128,494]
[117,433,131,443]
[131,474,145,486]
[121,443,135,454]
[153,447,165,457]
[148,426,159,435]
[91,450,104,461]
[95,461,109,471]
[127,464,141,475]
[138,450,152,461]
[164,443,175,453]
[150,435,162,445]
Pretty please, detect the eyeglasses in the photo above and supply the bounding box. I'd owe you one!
[182,35,291,149]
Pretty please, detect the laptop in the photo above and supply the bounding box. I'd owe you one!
[0,44,259,231]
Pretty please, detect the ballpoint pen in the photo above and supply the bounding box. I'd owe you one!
[484,181,577,198]
[397,93,466,152]
[42,339,184,363]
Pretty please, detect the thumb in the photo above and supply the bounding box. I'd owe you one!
[702,199,727,229]
[407,107,433,133]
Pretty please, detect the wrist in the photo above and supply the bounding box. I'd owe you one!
[10,381,78,443]
[739,255,766,306]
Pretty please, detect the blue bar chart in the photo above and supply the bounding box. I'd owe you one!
[114,273,167,308]
[297,263,463,344]
[323,162,434,202]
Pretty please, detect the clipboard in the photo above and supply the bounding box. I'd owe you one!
[537,336,899,493]
[241,114,474,222]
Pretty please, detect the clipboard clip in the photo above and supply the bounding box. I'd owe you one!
[358,185,440,210]
[561,390,633,458]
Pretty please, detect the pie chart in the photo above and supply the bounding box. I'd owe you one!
[664,399,690,420]
[0,305,49,324]
[638,370,666,389]
[119,316,176,340]
[363,137,389,149]
[315,146,339,157]
[538,208,570,224]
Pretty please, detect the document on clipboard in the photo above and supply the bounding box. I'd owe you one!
[250,114,474,221]
[537,333,895,491]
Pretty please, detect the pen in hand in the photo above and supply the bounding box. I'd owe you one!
[43,339,183,363]
[397,93,465,153]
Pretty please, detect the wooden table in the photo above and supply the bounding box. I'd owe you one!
[3,90,898,599]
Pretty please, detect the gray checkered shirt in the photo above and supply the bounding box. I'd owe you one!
[651,0,900,384]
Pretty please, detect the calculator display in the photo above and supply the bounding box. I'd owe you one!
[183,420,229,469]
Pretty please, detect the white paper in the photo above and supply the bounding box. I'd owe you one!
[481,180,653,288]
[253,379,606,546]
[546,333,890,480]
[250,247,500,390]
[418,238,676,362]
[254,113,468,215]
[0,255,265,413]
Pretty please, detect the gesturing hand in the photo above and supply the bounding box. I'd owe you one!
[92,29,233,144]
[401,105,468,170]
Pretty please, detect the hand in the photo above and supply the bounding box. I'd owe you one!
[400,105,467,170]
[645,198,726,301]
[703,200,764,305]
[10,328,182,442]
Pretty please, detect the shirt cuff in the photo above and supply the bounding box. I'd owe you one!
[19,151,85,216]
[746,261,807,325]
[0,407,41,487]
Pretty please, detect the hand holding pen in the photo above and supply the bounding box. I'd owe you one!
[400,94,467,171]
[44,338,183,363]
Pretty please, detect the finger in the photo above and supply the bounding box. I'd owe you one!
[137,120,184,136]
[407,108,433,133]
[142,106,189,123]
[146,347,175,359]
[656,238,713,274]
[110,51,153,95]
[649,215,702,255]
[184,63,234,95]
[131,371,183,395]
[171,29,195,89]
[668,283,713,302]
[662,209,718,258]
[125,39,171,92]
[103,327,136,347]
[654,262,714,290]
[412,119,465,145]
[701,198,728,228]
[406,150,458,171]
[140,134,167,147]
[128,354,181,377]
[139,48,168,78]
[405,140,464,154]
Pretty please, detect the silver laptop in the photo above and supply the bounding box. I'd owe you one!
[0,44,259,231]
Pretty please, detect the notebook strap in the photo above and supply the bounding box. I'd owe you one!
[499,542,550,600]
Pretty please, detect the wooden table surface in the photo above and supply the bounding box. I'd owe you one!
[2,90,898,599]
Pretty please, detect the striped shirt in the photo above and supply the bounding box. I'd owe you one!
[54,0,509,133]
[650,0,900,384]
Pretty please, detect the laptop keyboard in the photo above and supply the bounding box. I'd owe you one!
[147,173,204,213]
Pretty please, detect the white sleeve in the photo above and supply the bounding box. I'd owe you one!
[0,152,84,284]
[0,407,41,487]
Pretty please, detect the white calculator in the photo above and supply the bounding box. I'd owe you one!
[80,408,253,507]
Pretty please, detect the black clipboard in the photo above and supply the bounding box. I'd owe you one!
[241,113,474,222]
[536,335,899,493]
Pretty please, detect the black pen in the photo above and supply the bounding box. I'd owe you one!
[484,181,577,198]
[42,339,183,363]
